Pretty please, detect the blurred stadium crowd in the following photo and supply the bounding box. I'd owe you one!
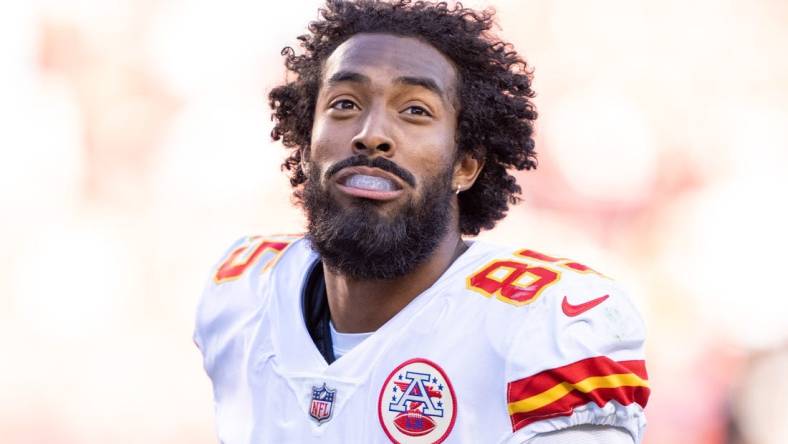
[1,0,786,443]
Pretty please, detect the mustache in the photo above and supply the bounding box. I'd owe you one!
[324,155,416,188]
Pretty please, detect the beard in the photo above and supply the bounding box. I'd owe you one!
[302,155,454,281]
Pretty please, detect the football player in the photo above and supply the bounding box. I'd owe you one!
[195,1,649,443]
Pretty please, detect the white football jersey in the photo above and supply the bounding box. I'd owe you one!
[194,235,649,443]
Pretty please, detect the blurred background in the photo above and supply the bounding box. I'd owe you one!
[1,0,786,442]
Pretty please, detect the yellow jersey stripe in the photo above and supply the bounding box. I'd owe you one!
[508,372,649,415]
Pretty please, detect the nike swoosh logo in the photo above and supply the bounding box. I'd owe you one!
[561,294,610,317]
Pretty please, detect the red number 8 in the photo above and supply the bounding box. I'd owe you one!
[466,260,560,306]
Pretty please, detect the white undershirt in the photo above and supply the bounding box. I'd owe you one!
[329,321,373,360]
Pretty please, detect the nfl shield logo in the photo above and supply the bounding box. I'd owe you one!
[309,383,336,424]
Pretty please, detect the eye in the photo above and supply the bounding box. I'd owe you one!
[329,99,359,111]
[403,105,432,117]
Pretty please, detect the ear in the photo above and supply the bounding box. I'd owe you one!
[452,151,484,194]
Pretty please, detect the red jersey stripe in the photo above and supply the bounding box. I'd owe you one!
[507,356,647,402]
[507,356,649,432]
[510,385,650,431]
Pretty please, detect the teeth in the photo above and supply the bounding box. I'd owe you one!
[345,174,395,191]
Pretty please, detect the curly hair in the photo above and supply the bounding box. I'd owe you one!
[269,0,537,235]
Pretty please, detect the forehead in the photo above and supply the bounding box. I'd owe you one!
[321,33,457,95]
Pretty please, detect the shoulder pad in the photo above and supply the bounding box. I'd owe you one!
[194,234,302,368]
[465,245,611,308]
[213,234,300,284]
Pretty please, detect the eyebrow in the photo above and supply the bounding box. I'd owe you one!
[327,71,370,85]
[395,76,444,98]
[326,71,446,99]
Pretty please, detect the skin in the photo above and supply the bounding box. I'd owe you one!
[308,33,484,334]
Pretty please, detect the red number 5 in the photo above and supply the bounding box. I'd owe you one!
[516,249,605,277]
[214,237,289,284]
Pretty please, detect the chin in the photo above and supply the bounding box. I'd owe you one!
[304,163,453,280]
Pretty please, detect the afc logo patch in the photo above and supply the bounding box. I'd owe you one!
[310,383,336,424]
[378,358,457,443]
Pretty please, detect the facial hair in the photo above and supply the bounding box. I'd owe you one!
[302,156,454,281]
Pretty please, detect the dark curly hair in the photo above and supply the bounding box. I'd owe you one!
[269,0,537,235]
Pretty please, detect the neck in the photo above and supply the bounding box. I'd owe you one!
[323,229,467,333]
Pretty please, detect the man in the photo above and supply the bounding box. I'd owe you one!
[194,1,649,442]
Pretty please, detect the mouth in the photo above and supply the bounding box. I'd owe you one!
[333,166,405,201]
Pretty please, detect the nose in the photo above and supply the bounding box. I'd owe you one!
[351,107,394,156]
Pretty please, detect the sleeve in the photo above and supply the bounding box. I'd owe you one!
[504,277,649,443]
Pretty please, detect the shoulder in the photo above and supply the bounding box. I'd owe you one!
[458,241,649,441]
[461,241,616,309]
[457,241,646,359]
[211,234,304,285]
[194,234,309,354]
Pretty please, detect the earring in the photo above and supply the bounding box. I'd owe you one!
[455,185,462,195]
